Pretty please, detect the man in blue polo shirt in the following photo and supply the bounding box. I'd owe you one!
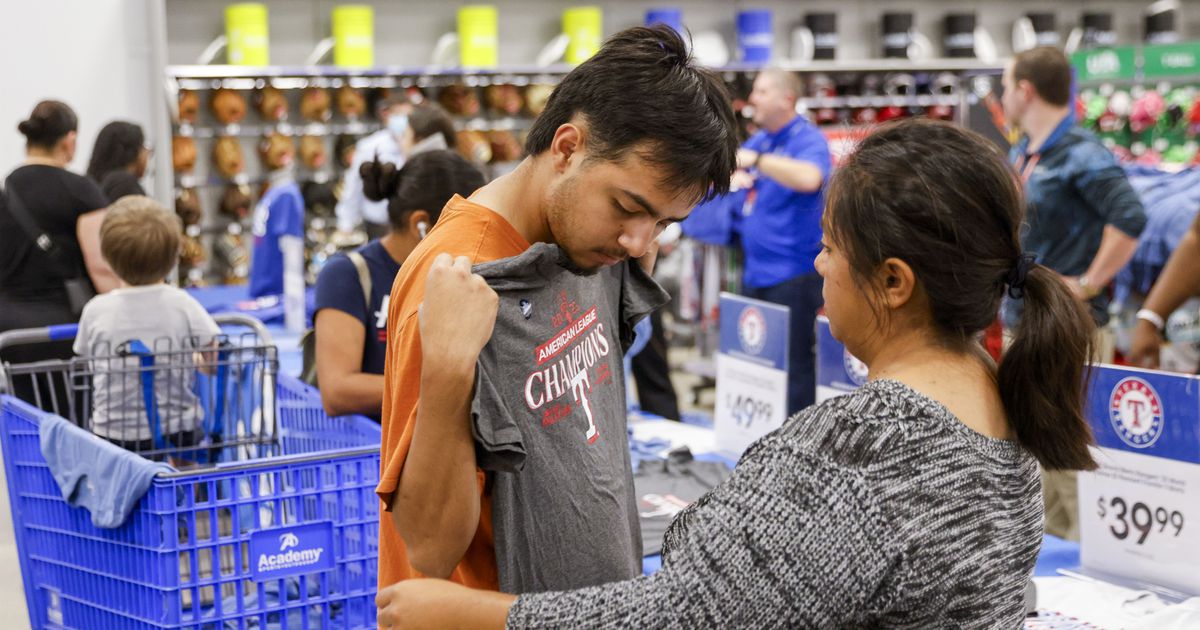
[687,69,832,415]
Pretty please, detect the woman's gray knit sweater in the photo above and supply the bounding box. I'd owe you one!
[507,379,1043,628]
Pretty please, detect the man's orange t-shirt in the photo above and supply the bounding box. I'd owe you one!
[376,195,529,591]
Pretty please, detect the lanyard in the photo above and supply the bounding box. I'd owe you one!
[1016,152,1041,184]
[1015,114,1073,184]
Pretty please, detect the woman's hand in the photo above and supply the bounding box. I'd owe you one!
[1128,318,1163,369]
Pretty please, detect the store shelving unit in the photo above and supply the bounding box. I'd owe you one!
[161,58,1004,286]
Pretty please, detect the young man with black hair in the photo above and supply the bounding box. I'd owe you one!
[375,24,739,595]
[1001,46,1147,541]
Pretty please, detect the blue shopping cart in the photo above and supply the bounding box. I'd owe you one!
[0,314,381,629]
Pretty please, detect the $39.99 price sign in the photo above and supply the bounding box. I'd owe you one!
[1094,495,1185,545]
[1078,446,1200,595]
[1077,366,1200,595]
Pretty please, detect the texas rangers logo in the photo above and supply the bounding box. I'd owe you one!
[1109,377,1164,449]
[842,349,869,387]
[738,306,767,356]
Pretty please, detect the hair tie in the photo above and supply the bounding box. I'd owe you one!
[1005,253,1036,299]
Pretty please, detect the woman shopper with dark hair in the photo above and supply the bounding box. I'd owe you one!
[375,119,1097,628]
[1,100,118,401]
[86,120,150,202]
[312,150,485,420]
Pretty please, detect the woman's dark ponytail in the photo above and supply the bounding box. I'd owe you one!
[998,266,1098,470]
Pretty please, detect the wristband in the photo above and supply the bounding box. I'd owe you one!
[753,151,764,169]
[1136,308,1166,332]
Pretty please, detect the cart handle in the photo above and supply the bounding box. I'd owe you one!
[0,313,274,352]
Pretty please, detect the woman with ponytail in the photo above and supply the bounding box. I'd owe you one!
[312,150,485,420]
[375,119,1096,628]
[2,101,117,405]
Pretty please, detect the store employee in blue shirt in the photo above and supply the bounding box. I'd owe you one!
[734,69,833,415]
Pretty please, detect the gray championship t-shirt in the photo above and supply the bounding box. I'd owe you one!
[471,243,669,594]
[74,284,222,441]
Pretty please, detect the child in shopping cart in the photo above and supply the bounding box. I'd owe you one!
[73,196,222,461]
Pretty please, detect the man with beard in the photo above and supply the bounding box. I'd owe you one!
[376,25,739,595]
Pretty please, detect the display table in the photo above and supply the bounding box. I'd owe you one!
[629,417,1083,579]
[1030,575,1200,628]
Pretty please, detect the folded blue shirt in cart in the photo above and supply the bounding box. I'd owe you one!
[38,415,174,528]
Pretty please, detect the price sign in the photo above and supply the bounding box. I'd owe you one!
[1078,365,1200,595]
[1093,495,1185,545]
[814,315,867,403]
[714,293,789,456]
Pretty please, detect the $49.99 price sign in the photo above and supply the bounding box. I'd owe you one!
[715,294,789,457]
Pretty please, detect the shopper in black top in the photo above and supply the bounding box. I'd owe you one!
[1,100,116,399]
[86,120,149,202]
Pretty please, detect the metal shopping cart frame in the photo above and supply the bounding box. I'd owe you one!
[0,314,382,629]
[0,314,279,464]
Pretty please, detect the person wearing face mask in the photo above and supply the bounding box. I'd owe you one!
[313,150,486,420]
[335,97,414,239]
[404,103,458,156]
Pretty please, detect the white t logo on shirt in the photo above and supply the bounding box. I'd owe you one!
[375,295,390,329]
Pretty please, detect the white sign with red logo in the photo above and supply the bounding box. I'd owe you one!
[1078,366,1200,596]
[714,293,790,457]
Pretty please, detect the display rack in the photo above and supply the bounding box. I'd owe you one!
[1070,42,1200,171]
[162,59,1003,287]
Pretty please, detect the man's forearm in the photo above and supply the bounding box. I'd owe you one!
[756,153,824,193]
[392,360,481,577]
[1084,225,1140,288]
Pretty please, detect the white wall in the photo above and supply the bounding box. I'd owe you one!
[0,0,160,186]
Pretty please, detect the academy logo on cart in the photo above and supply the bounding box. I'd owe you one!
[249,521,335,580]
[842,349,869,387]
[738,306,767,356]
[1109,377,1165,449]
